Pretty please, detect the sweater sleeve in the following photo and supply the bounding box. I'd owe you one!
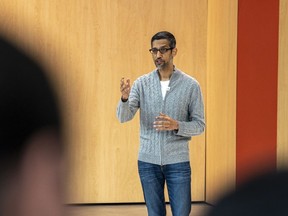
[116,79,140,123]
[175,82,205,137]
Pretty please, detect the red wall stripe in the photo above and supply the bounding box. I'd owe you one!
[236,0,279,185]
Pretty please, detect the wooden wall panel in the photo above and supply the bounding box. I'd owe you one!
[0,0,207,203]
[278,0,288,169]
[206,0,237,203]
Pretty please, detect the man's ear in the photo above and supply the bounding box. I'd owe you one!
[172,48,177,57]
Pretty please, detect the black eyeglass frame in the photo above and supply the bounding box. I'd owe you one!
[149,47,174,55]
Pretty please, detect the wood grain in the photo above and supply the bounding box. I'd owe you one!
[278,0,288,169]
[206,0,238,203]
[0,0,207,203]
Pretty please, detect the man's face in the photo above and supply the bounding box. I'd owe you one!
[151,39,176,70]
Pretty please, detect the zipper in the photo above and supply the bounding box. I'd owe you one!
[159,72,174,166]
[158,69,175,165]
[160,92,164,166]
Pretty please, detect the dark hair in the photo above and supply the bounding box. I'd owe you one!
[206,171,288,216]
[0,36,62,171]
[151,31,176,48]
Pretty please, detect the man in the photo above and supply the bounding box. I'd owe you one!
[117,31,205,216]
[0,36,65,216]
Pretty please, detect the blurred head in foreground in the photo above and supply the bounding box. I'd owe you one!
[0,36,65,216]
[206,171,288,216]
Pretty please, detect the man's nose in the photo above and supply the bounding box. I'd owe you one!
[156,50,163,58]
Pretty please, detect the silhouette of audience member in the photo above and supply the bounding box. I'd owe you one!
[206,171,288,216]
[0,36,65,216]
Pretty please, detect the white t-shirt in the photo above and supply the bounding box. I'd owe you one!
[160,80,170,100]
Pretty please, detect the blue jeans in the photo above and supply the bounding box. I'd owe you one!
[138,160,191,216]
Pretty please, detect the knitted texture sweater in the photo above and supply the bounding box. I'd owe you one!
[117,68,205,165]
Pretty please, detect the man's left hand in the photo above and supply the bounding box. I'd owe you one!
[153,113,179,131]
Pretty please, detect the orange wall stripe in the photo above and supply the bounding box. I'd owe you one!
[237,0,279,185]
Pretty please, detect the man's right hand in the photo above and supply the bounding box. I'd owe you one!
[120,78,131,101]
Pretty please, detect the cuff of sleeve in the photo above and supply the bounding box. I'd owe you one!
[173,121,181,135]
[121,97,128,102]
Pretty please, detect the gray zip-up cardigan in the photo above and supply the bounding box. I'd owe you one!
[117,68,205,165]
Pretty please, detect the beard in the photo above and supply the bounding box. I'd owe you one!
[154,58,169,70]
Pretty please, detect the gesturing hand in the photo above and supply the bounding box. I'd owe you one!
[153,113,179,131]
[120,78,131,100]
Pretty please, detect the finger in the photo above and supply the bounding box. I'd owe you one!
[153,121,161,130]
[155,115,165,120]
[120,78,125,87]
[158,113,169,120]
[121,78,130,84]
[120,84,128,91]
[154,124,164,131]
[125,82,131,89]
[154,120,168,128]
[123,85,130,92]
[121,81,130,90]
[154,120,166,124]
[156,116,169,122]
[155,125,169,131]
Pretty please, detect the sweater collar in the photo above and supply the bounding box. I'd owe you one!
[153,65,180,81]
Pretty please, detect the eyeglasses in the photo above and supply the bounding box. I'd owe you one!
[149,47,174,55]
